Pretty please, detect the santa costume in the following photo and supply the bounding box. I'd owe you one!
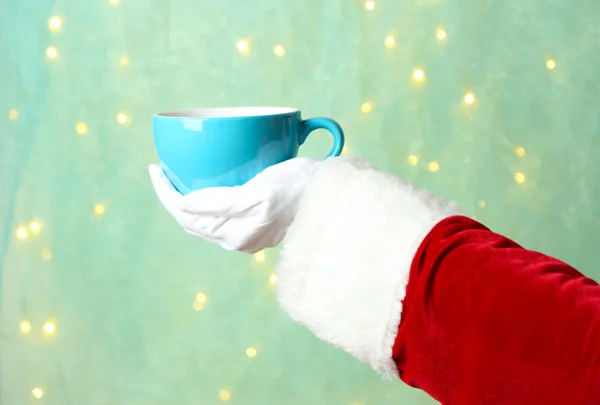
[151,156,600,405]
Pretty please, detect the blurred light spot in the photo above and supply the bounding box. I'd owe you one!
[16,227,28,239]
[546,59,556,70]
[269,274,279,285]
[30,221,41,234]
[46,46,58,59]
[360,102,373,114]
[384,36,395,48]
[246,347,257,357]
[412,68,425,82]
[342,145,352,155]
[428,161,440,172]
[464,92,475,105]
[478,200,486,208]
[20,320,32,333]
[254,250,265,262]
[43,321,56,334]
[42,249,53,260]
[193,301,205,311]
[76,122,88,135]
[436,28,447,40]
[408,155,418,166]
[514,172,526,184]
[365,1,375,10]
[120,56,130,66]
[94,204,105,215]
[515,146,526,157]
[195,292,208,304]
[48,16,61,31]
[32,388,44,399]
[9,109,19,120]
[116,113,130,124]
[237,39,250,54]
[109,0,120,5]
[219,389,231,401]
[273,45,285,57]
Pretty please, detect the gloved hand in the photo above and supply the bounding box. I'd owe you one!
[148,157,319,254]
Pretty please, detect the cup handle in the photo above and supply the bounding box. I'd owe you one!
[299,118,345,158]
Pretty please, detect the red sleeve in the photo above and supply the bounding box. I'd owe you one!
[393,216,600,405]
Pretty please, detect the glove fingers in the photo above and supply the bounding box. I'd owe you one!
[184,214,230,235]
[149,164,254,242]
[179,186,265,217]
[188,215,255,249]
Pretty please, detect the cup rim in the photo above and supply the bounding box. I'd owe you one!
[154,106,299,119]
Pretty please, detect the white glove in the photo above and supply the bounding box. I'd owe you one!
[148,157,319,254]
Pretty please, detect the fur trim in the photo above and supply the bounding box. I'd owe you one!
[275,156,459,378]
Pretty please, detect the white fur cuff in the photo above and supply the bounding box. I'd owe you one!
[275,156,459,378]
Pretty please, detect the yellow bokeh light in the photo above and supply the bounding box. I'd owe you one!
[109,0,120,5]
[254,250,266,262]
[237,39,250,54]
[116,113,130,124]
[360,102,373,114]
[384,36,395,48]
[412,68,425,82]
[546,59,556,70]
[20,320,32,333]
[16,227,28,239]
[94,204,106,215]
[515,146,526,157]
[273,45,285,57]
[48,16,61,31]
[365,1,375,10]
[428,161,440,172]
[9,109,19,120]
[193,301,205,311]
[269,274,279,285]
[30,221,41,234]
[32,388,44,399]
[514,172,526,184]
[76,122,88,135]
[43,321,56,334]
[464,92,475,105]
[342,145,352,155]
[46,46,58,59]
[478,200,486,208]
[436,28,447,40]
[246,347,257,357]
[195,292,208,304]
[408,155,418,166]
[42,249,53,260]
[120,56,130,66]
[219,389,231,401]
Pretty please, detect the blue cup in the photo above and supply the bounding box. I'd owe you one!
[152,107,345,194]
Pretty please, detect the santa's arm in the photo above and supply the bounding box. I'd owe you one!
[275,156,600,405]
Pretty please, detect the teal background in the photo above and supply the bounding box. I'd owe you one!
[1,0,599,404]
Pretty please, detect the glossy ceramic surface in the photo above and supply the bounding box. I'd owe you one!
[152,107,345,194]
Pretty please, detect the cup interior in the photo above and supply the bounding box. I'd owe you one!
[155,107,298,119]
